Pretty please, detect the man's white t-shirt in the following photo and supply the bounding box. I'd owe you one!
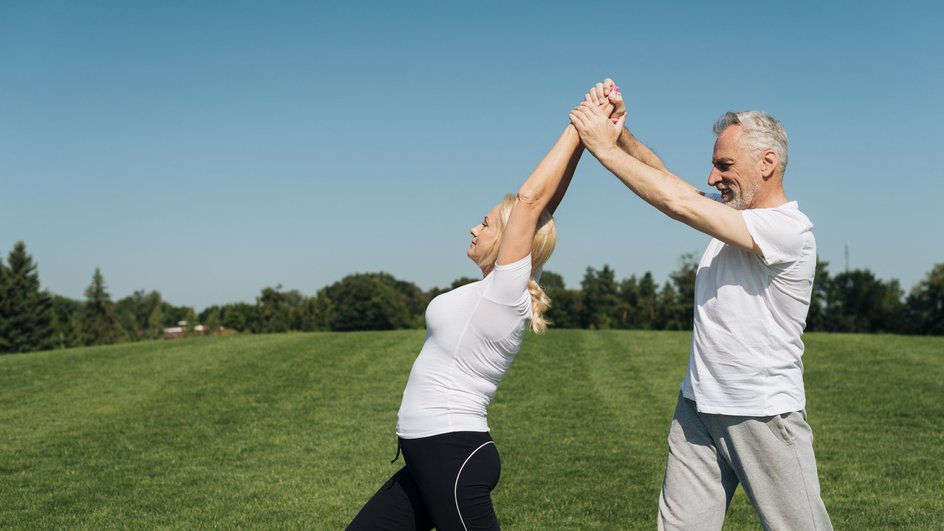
[397,255,533,439]
[681,201,816,416]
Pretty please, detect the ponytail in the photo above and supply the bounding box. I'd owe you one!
[528,278,551,333]
[526,208,556,334]
[489,194,557,333]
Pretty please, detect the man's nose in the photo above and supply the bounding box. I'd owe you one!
[707,168,722,185]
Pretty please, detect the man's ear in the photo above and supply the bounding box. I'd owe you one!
[761,149,778,179]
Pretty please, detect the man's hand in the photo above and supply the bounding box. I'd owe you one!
[569,100,625,154]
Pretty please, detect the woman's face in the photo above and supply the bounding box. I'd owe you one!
[467,202,503,268]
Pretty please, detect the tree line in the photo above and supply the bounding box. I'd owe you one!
[1,241,942,354]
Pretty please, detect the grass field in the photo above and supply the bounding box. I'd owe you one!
[1,330,942,529]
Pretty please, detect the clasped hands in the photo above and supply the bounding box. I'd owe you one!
[570,78,626,154]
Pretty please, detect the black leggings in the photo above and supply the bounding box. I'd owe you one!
[347,431,501,531]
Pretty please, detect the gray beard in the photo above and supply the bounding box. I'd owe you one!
[726,181,761,210]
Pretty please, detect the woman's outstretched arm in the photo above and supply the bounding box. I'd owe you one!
[496,122,584,266]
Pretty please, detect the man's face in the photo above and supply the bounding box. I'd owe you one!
[708,125,762,210]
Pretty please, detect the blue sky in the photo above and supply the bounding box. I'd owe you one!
[2,1,942,311]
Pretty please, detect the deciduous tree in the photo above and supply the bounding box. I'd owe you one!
[323,273,412,331]
[541,270,581,329]
[826,269,904,333]
[906,263,944,335]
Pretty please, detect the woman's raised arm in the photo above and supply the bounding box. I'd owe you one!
[495,123,583,267]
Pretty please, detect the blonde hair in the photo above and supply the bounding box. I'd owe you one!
[485,193,557,333]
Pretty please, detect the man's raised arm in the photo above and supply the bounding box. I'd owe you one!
[569,97,760,256]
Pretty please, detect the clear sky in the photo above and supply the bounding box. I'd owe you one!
[2,1,942,311]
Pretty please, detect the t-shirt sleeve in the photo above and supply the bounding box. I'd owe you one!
[742,208,810,266]
[483,255,532,306]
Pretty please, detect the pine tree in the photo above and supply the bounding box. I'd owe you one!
[662,253,698,331]
[76,268,125,346]
[580,265,621,329]
[50,294,81,348]
[0,241,55,354]
[0,256,9,353]
[806,258,831,332]
[637,272,658,329]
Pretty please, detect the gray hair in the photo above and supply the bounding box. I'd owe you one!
[713,111,789,175]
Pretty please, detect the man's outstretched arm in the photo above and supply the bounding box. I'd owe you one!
[570,100,761,256]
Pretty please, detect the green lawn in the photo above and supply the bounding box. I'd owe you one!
[1,331,942,529]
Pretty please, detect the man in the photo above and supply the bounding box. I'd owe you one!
[569,80,832,530]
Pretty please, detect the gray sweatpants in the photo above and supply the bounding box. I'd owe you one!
[658,394,832,531]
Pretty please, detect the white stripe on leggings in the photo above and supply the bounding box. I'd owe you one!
[454,440,495,531]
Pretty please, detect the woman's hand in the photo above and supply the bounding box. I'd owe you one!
[586,78,625,124]
[583,91,615,121]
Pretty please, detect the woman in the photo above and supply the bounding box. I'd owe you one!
[347,103,602,530]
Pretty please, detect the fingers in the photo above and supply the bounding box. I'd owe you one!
[586,92,614,114]
[570,100,615,136]
[587,82,608,106]
[603,78,618,95]
[572,100,597,117]
[578,100,602,116]
[585,93,605,115]
[583,79,622,121]
[608,90,625,114]
[594,82,606,104]
[569,109,586,129]
[569,102,596,128]
[606,81,626,121]
[569,104,588,123]
[569,104,583,123]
